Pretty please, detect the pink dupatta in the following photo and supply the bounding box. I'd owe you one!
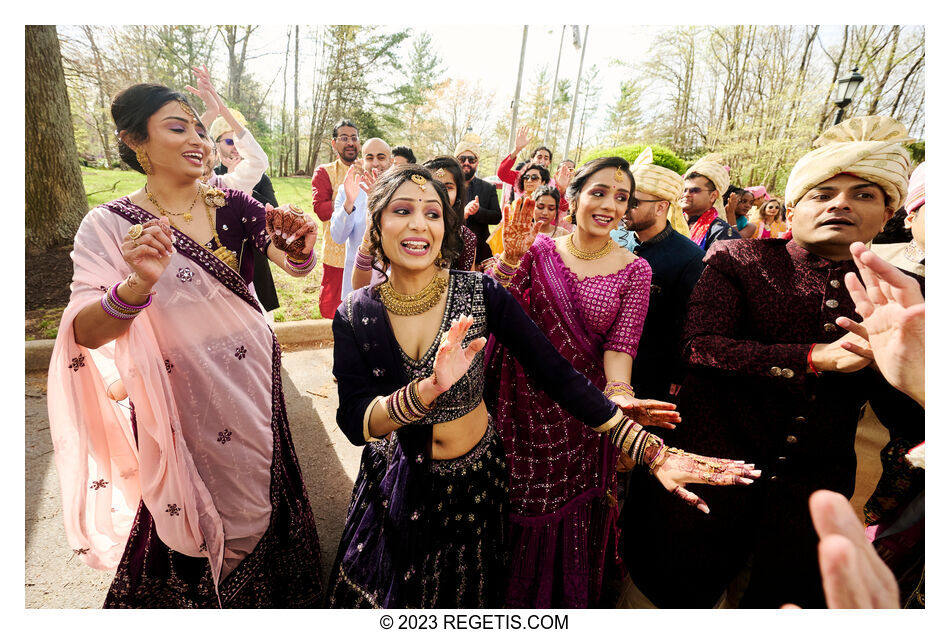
[47,201,276,590]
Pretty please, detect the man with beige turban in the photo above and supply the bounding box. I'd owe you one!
[455,133,502,264]
[627,116,924,609]
[680,153,739,251]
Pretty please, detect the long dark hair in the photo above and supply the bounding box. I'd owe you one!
[422,156,466,222]
[366,164,462,275]
[111,83,199,174]
[565,156,636,223]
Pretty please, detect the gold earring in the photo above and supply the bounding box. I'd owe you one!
[136,148,152,175]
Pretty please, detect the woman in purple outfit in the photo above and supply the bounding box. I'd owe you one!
[326,164,756,609]
[484,156,684,607]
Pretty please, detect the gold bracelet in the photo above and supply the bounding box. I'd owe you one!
[125,273,156,297]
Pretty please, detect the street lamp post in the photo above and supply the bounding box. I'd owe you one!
[832,67,864,125]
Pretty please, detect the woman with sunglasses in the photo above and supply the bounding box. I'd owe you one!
[482,157,758,607]
[326,165,755,608]
[47,83,323,607]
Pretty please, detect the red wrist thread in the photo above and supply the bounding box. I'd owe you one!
[807,343,821,375]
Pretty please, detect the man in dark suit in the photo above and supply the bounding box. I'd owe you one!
[454,135,501,265]
[629,116,923,609]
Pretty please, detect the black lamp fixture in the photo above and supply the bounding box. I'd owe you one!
[833,67,864,125]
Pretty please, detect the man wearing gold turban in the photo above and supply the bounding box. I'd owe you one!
[628,116,924,608]
[680,153,739,250]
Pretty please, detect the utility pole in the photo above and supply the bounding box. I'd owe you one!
[542,26,566,147]
[509,26,529,151]
[563,25,589,161]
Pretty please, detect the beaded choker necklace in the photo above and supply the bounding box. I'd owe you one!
[378,272,448,316]
[566,234,614,260]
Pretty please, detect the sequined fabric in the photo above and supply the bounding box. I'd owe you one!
[629,238,924,609]
[400,272,485,425]
[326,425,508,608]
[484,235,651,608]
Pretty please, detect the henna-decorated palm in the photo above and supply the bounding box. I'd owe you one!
[265,204,317,260]
[121,218,174,286]
[651,447,759,514]
[432,315,487,393]
[501,197,545,263]
[611,394,681,430]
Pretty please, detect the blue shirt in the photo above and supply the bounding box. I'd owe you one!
[330,185,368,299]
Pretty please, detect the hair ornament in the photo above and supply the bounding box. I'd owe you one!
[435,168,445,178]
[410,174,428,191]
[614,166,626,183]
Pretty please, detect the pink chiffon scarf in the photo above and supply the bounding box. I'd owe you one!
[47,205,276,588]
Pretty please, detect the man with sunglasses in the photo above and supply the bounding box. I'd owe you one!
[312,119,361,318]
[680,154,739,251]
[454,135,501,265]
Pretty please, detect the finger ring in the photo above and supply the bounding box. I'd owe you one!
[288,204,305,216]
[128,224,144,240]
[131,238,139,248]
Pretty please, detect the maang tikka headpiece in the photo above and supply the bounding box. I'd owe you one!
[410,174,428,191]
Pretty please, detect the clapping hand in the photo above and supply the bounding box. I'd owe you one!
[835,241,925,405]
[431,315,487,393]
[500,197,544,264]
[265,204,317,260]
[464,197,480,219]
[121,218,175,286]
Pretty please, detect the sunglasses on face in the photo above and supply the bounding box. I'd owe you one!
[684,187,714,195]
[218,138,235,146]
[523,174,542,182]
[457,156,478,164]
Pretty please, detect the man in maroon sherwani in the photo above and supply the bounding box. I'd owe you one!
[627,116,924,609]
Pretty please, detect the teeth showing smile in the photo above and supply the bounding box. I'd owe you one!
[592,214,613,225]
[183,152,203,162]
[401,240,430,254]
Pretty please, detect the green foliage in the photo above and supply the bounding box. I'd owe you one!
[579,144,688,174]
[906,141,925,164]
[81,168,146,209]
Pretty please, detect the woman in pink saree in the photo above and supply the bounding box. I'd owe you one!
[483,157,688,607]
[46,83,322,607]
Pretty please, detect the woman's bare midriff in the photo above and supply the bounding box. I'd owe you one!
[429,400,490,460]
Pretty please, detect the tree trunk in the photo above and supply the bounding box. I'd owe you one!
[293,26,300,174]
[26,26,89,254]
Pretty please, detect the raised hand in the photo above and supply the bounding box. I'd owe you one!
[650,446,759,514]
[185,65,220,121]
[121,218,175,286]
[265,204,317,260]
[835,241,925,405]
[615,396,681,430]
[554,162,572,192]
[500,197,544,263]
[359,167,379,194]
[464,197,480,219]
[342,164,361,210]
[514,124,530,154]
[431,315,487,393]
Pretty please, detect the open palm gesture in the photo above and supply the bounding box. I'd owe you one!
[501,197,544,263]
[651,447,759,514]
[432,315,486,392]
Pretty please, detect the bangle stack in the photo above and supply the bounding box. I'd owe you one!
[100,281,151,320]
[493,257,519,287]
[385,378,434,426]
[604,380,635,400]
[285,250,316,275]
[355,248,374,271]
[642,434,666,471]
[608,416,644,458]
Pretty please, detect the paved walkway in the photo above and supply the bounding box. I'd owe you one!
[25,342,891,608]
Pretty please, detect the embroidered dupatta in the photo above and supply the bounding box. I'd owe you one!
[47,199,276,590]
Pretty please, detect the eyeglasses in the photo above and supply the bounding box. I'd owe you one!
[335,135,359,143]
[634,198,665,205]
[457,155,478,164]
[684,187,714,195]
[523,174,542,182]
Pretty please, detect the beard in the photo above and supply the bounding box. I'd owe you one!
[340,146,358,162]
[461,164,475,180]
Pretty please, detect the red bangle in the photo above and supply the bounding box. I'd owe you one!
[807,343,821,375]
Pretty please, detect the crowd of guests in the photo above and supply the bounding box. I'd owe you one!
[46,70,925,611]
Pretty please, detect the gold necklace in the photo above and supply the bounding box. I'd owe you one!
[378,272,448,316]
[566,234,614,260]
[145,182,201,223]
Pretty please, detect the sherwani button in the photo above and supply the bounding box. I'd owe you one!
[786,435,798,444]
[830,280,841,288]
[824,322,837,332]
[794,416,806,424]
[770,366,782,376]
[825,299,839,309]
[781,368,795,379]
